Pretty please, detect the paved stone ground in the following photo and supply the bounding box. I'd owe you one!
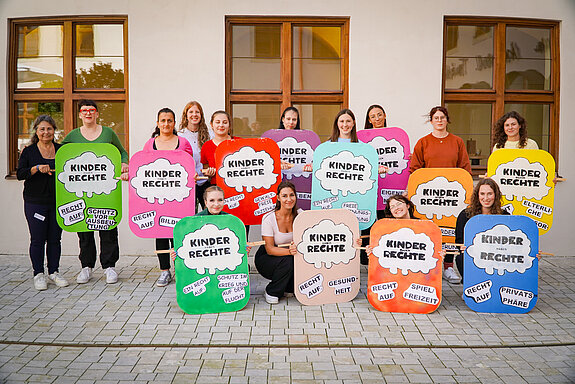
[0,254,574,383]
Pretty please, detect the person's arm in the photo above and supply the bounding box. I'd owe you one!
[457,138,472,174]
[263,235,292,256]
[455,210,468,255]
[410,139,424,173]
[16,146,34,180]
[107,128,129,164]
[179,137,194,157]
[200,141,216,177]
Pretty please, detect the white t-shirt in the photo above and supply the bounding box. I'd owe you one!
[178,128,214,185]
[261,209,303,246]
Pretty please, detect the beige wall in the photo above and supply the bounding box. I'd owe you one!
[1,0,574,256]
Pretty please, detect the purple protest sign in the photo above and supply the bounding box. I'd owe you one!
[261,129,321,210]
[358,127,411,210]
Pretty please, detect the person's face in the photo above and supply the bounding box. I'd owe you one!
[504,117,520,140]
[79,105,99,125]
[211,113,230,136]
[187,105,202,126]
[431,111,447,131]
[338,113,354,137]
[278,187,296,210]
[282,110,298,130]
[36,121,55,143]
[368,108,386,128]
[157,112,175,135]
[388,198,410,219]
[478,184,495,210]
[205,191,225,214]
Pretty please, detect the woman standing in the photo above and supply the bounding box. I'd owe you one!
[255,181,301,304]
[328,109,359,143]
[17,115,68,290]
[410,106,471,174]
[454,178,509,282]
[200,110,234,182]
[178,101,214,209]
[364,104,387,129]
[144,108,193,287]
[278,106,300,130]
[492,111,538,151]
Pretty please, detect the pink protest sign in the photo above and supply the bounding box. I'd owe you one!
[358,127,411,209]
[128,150,196,238]
[215,138,281,225]
[261,129,321,210]
[293,209,360,305]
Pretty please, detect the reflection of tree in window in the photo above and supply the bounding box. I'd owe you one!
[76,62,123,89]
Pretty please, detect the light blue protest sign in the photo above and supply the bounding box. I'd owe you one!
[463,214,538,313]
[311,142,378,230]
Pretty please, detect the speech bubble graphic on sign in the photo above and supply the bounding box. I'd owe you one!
[315,150,374,197]
[173,214,249,315]
[215,138,281,225]
[55,143,122,232]
[368,218,442,314]
[463,214,538,313]
[130,157,192,204]
[488,149,555,235]
[293,209,360,305]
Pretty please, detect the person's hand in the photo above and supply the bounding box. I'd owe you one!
[378,165,388,174]
[280,160,294,170]
[439,249,447,259]
[36,164,52,175]
[246,245,252,254]
[289,241,297,255]
[170,249,177,262]
[203,167,216,177]
[120,163,129,181]
[365,244,373,256]
[303,163,313,172]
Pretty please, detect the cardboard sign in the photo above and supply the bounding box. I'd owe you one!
[311,142,378,230]
[488,149,555,235]
[408,168,473,248]
[173,214,249,315]
[357,127,411,209]
[215,138,281,225]
[128,150,196,238]
[261,129,321,210]
[463,214,538,313]
[55,143,121,232]
[292,209,360,305]
[368,219,443,314]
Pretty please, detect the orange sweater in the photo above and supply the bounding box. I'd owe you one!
[410,133,472,174]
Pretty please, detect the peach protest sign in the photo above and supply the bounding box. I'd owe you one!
[128,150,196,238]
[488,149,555,235]
[215,138,281,225]
[368,219,443,314]
[293,209,360,305]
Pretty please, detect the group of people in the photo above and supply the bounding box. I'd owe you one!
[18,99,538,305]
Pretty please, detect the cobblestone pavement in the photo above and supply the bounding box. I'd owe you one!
[0,254,573,383]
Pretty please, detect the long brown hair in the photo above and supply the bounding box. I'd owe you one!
[179,101,211,149]
[465,178,503,217]
[493,111,528,149]
[364,104,387,129]
[274,181,299,218]
[383,194,417,219]
[329,109,358,142]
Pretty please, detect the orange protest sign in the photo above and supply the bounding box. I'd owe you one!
[368,219,443,314]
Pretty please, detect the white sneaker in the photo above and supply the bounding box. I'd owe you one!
[48,272,69,287]
[33,273,47,291]
[105,267,118,284]
[156,270,172,287]
[76,267,92,284]
[443,267,461,284]
[264,291,279,304]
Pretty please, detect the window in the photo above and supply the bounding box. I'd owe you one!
[7,16,128,175]
[226,17,349,140]
[442,17,559,172]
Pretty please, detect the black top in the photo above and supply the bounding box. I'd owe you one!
[455,208,510,251]
[17,142,62,205]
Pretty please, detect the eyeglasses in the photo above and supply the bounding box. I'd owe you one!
[80,108,97,115]
[388,201,406,210]
[432,116,446,121]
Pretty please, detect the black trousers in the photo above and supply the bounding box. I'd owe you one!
[77,228,119,269]
[254,246,294,298]
[156,238,173,270]
[24,202,62,275]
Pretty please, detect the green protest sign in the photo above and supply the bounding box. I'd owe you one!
[55,143,122,232]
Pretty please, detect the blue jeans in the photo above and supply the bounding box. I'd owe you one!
[24,202,62,276]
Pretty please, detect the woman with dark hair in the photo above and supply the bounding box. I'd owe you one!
[383,194,417,220]
[143,108,193,287]
[328,108,359,143]
[364,104,387,129]
[17,115,68,290]
[454,178,509,282]
[278,106,300,130]
[255,181,301,304]
[410,106,471,174]
[492,111,538,151]
[178,101,214,209]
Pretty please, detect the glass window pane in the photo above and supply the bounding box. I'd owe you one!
[17,25,63,89]
[232,25,281,91]
[293,104,341,141]
[75,101,126,149]
[293,26,342,91]
[231,104,282,138]
[506,27,551,91]
[503,104,550,151]
[445,25,493,89]
[75,24,124,89]
[444,102,492,168]
[17,102,64,155]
